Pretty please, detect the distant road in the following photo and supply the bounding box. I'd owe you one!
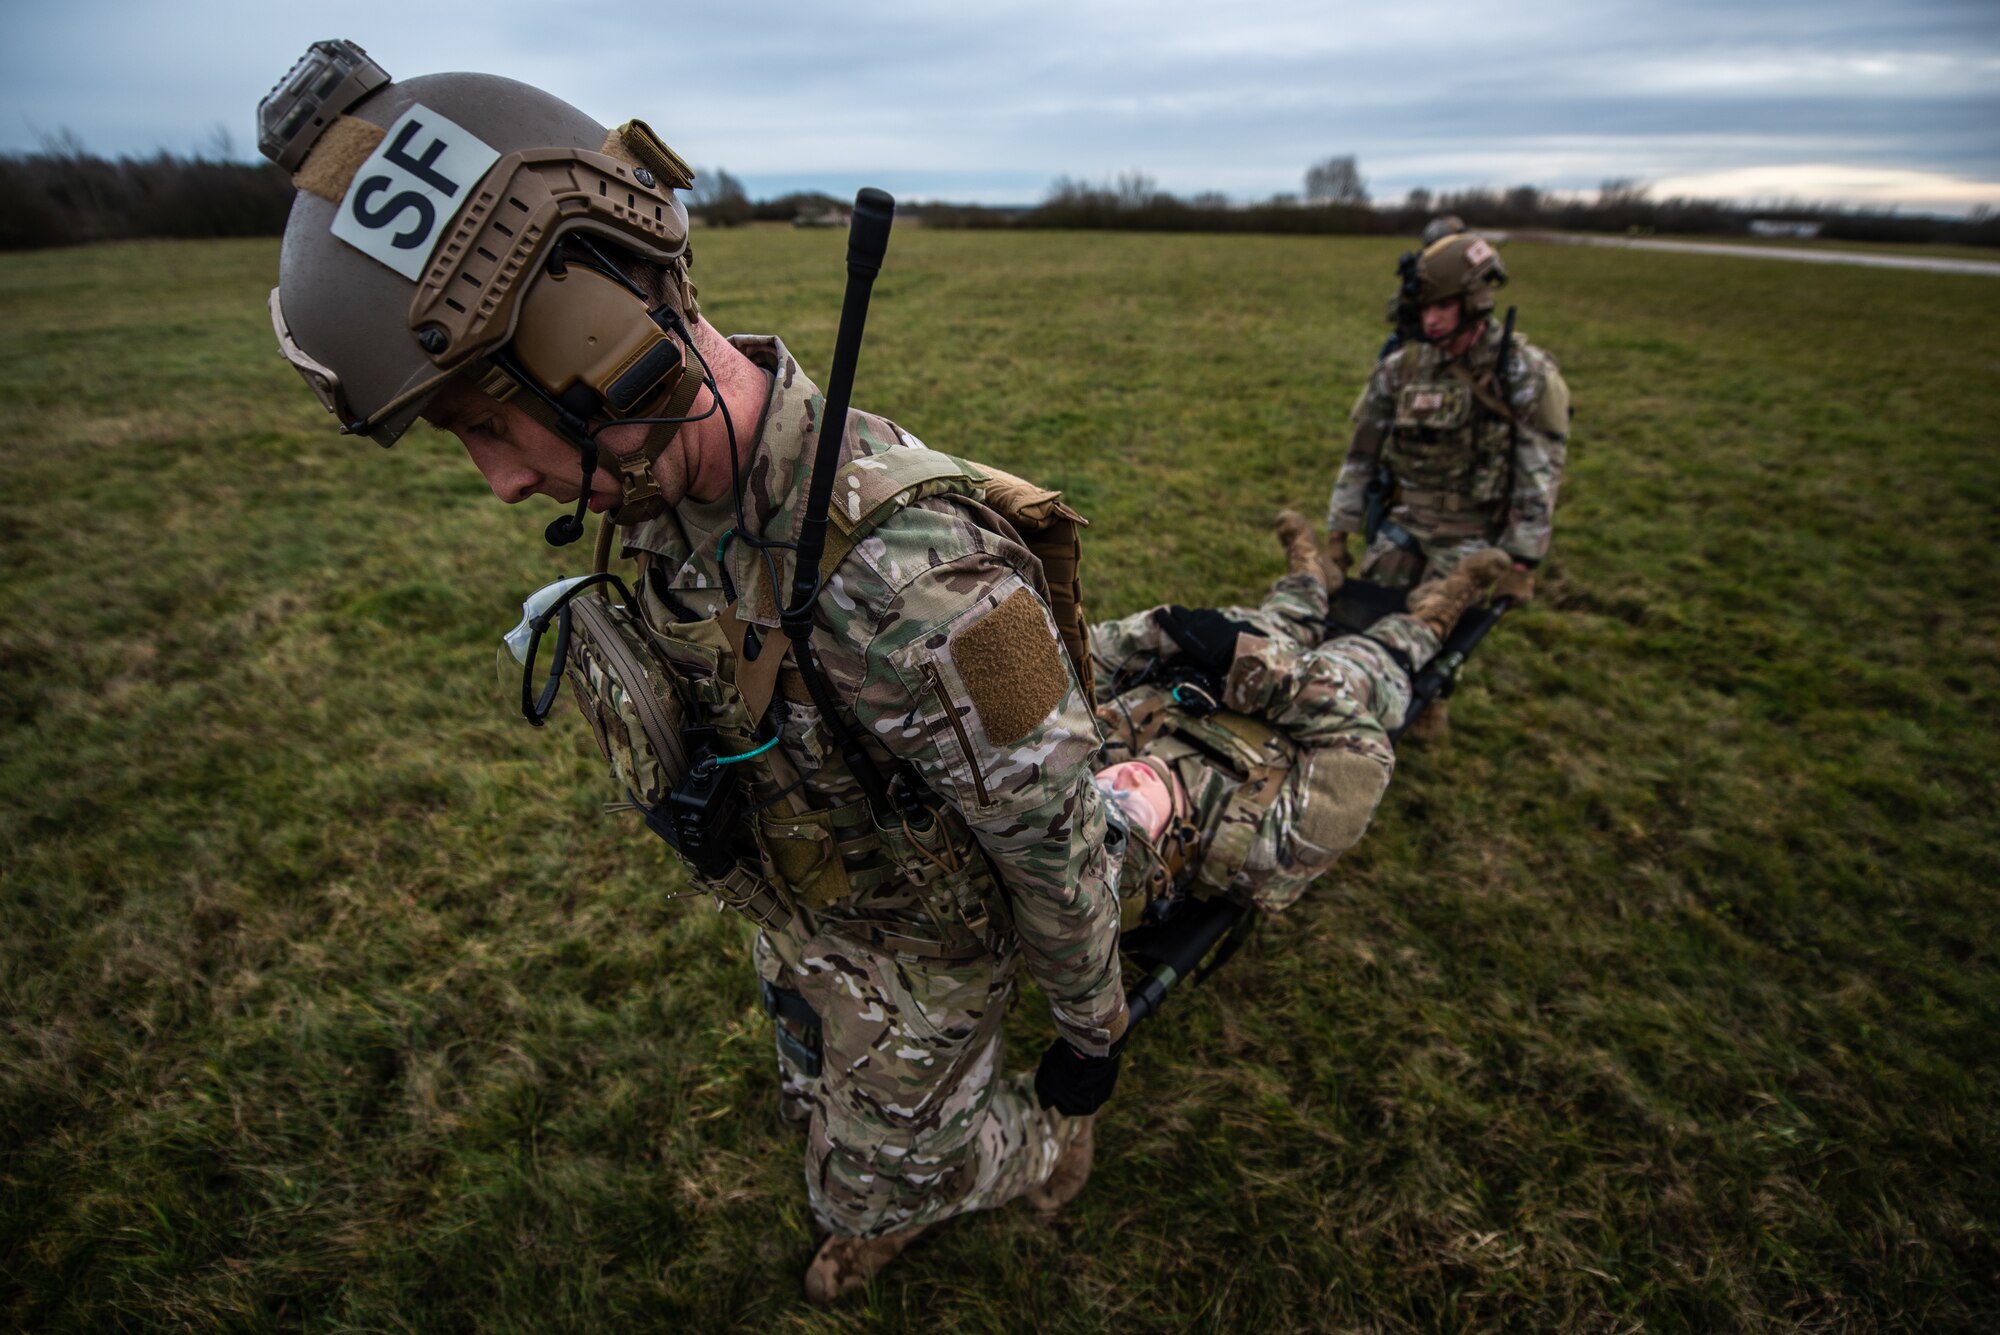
[1506,231,2000,277]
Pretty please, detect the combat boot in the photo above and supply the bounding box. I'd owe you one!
[1406,549,1512,639]
[1274,509,1334,589]
[804,1223,932,1305]
[1024,1115,1095,1215]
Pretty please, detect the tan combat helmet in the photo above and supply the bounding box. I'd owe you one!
[1419,213,1466,247]
[1415,232,1508,316]
[260,39,697,448]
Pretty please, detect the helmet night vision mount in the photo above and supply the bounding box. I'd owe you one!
[261,39,703,537]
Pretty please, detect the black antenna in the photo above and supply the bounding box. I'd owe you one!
[785,188,895,620]
[779,189,900,821]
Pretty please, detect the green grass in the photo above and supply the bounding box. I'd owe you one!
[3,230,1997,1331]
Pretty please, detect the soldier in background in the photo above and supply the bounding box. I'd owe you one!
[1329,233,1568,600]
[257,40,1122,1305]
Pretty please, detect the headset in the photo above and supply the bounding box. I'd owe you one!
[468,234,713,546]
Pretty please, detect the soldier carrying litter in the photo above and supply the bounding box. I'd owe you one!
[257,40,1122,1303]
[1326,233,1571,708]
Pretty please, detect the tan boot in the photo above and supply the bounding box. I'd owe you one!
[1406,549,1512,638]
[1274,509,1337,590]
[804,1223,931,1305]
[1024,1115,1095,1215]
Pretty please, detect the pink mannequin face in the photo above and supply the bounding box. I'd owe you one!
[1096,759,1180,840]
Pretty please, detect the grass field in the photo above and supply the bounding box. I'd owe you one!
[3,228,1997,1332]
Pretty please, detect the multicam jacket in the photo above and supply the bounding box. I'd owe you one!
[619,336,1125,1055]
[1328,317,1570,564]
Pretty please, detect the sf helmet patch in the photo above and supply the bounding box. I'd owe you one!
[329,103,500,281]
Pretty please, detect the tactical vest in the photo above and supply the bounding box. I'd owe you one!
[567,446,1094,958]
[1381,343,1520,535]
[1095,684,1298,921]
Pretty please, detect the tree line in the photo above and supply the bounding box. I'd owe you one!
[3,142,1993,252]
[0,135,293,250]
[990,159,2000,248]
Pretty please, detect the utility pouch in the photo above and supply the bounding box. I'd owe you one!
[754,805,851,910]
[521,578,695,811]
[873,808,1007,945]
[517,579,800,926]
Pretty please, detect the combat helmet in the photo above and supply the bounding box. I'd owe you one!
[260,39,698,450]
[1415,232,1508,316]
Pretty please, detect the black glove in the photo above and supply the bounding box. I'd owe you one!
[1152,606,1256,675]
[1034,1037,1123,1117]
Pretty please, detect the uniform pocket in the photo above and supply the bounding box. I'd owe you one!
[922,662,991,806]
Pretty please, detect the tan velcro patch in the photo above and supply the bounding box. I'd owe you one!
[1531,369,1573,436]
[291,115,386,204]
[952,588,1069,747]
[608,120,695,190]
[1296,749,1392,860]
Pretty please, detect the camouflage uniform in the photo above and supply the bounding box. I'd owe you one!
[621,336,1121,1237]
[1328,318,1570,586]
[1090,575,1434,913]
[1087,569,1331,693]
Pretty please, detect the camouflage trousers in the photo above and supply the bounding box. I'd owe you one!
[1088,571,1438,913]
[1200,610,1438,912]
[1087,571,1330,701]
[753,925,1080,1238]
[1361,531,1497,590]
[1300,611,1438,737]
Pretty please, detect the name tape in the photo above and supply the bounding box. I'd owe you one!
[330,104,500,282]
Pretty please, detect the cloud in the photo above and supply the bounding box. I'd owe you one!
[2,0,1996,213]
[1649,163,2000,212]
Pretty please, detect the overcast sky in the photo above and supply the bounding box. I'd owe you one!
[4,1,1996,214]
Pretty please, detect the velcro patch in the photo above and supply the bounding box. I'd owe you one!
[952,588,1068,747]
[1531,369,1573,436]
[291,115,385,204]
[1396,380,1470,430]
[328,103,500,281]
[1296,748,1392,859]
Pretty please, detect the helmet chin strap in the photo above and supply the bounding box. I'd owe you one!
[1422,302,1485,360]
[544,437,598,547]
[482,340,707,547]
[587,363,706,528]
